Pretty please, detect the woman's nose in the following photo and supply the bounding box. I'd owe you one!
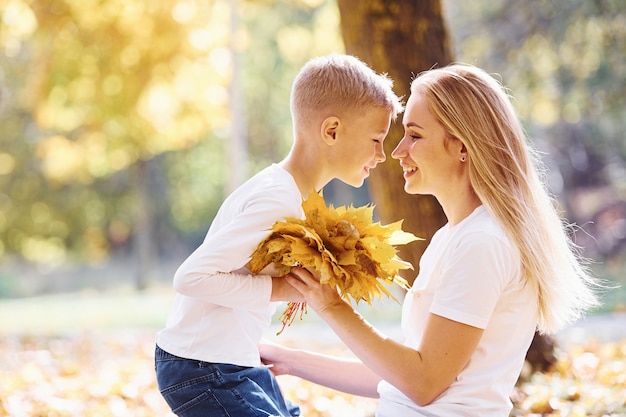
[391,136,407,159]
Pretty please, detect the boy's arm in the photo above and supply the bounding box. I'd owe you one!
[270,276,304,302]
[173,190,302,309]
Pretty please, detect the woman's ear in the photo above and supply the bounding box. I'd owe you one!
[459,143,468,162]
[320,116,340,145]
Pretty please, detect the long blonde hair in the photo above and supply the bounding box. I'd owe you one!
[412,64,598,334]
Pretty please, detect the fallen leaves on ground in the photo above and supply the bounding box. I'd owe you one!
[1,331,624,417]
[511,339,626,416]
[0,331,173,417]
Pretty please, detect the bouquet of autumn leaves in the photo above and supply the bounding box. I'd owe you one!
[248,191,420,334]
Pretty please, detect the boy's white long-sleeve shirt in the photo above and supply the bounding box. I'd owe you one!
[156,164,304,367]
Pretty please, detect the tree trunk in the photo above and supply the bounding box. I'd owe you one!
[337,0,555,374]
[337,0,451,282]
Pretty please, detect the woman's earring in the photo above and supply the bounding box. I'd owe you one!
[461,156,467,162]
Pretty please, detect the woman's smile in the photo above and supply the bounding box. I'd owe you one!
[399,162,418,179]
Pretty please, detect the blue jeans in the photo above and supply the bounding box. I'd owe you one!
[155,345,301,417]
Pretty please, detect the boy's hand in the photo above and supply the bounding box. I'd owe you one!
[270,275,305,302]
[285,266,345,313]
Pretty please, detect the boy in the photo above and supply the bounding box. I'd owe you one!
[155,54,403,417]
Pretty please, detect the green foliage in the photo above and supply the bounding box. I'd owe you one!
[0,0,342,265]
[0,0,230,264]
[444,0,626,281]
[164,137,226,234]
[1,0,624,289]
[241,0,343,166]
[445,0,626,191]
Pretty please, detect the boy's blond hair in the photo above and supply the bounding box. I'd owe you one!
[290,54,403,129]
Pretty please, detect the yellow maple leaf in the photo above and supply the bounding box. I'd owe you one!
[249,191,421,334]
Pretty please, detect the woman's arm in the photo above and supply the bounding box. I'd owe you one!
[287,267,484,406]
[258,341,382,398]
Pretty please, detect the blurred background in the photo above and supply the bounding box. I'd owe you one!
[0,0,625,416]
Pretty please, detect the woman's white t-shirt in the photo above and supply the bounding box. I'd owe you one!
[377,206,538,417]
[156,164,304,367]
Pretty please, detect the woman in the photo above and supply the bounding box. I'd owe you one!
[259,63,599,416]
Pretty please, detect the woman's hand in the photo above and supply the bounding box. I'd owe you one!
[285,266,346,313]
[259,338,382,398]
[258,340,293,376]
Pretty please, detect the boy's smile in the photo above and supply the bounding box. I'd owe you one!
[333,107,392,187]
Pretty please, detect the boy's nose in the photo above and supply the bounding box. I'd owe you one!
[376,147,386,163]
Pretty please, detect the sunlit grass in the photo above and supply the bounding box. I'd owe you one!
[0,289,174,334]
[1,288,625,416]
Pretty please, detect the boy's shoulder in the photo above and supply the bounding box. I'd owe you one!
[224,163,301,208]
[243,163,296,190]
[217,164,303,221]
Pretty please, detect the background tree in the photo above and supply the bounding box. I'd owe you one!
[1,0,624,304]
[0,0,233,288]
[0,0,344,293]
[445,0,626,268]
[337,0,450,281]
[336,0,566,372]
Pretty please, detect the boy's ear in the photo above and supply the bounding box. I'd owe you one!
[320,116,340,145]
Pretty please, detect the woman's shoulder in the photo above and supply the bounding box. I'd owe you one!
[460,206,507,239]
[451,207,518,261]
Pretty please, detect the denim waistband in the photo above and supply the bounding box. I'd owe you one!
[155,344,188,361]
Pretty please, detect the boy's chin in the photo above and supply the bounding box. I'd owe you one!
[344,178,365,188]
